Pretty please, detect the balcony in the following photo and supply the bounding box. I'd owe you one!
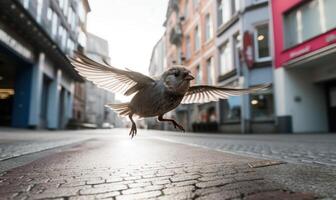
[169,25,182,46]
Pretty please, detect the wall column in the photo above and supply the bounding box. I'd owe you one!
[28,52,45,127]
[47,69,61,129]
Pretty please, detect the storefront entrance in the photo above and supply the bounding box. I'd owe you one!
[0,45,32,127]
[327,83,336,132]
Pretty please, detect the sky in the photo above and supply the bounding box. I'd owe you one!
[87,0,169,102]
[87,0,168,75]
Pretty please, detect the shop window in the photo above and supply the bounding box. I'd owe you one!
[220,96,241,123]
[219,41,233,75]
[251,93,274,121]
[284,0,336,48]
[254,24,270,62]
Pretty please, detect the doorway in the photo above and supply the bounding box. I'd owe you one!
[328,84,336,132]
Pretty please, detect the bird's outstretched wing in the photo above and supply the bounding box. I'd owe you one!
[69,52,155,96]
[181,83,271,104]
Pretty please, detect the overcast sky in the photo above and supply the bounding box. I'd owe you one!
[87,0,169,75]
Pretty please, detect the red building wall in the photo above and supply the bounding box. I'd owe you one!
[271,0,336,68]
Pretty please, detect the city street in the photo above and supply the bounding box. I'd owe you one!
[0,129,335,199]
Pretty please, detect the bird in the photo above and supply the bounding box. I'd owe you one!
[69,52,271,138]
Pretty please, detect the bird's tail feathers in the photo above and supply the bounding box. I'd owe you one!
[105,103,132,117]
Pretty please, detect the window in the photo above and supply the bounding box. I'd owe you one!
[184,0,189,18]
[68,7,76,30]
[186,35,191,60]
[233,0,240,13]
[23,0,29,8]
[233,33,241,67]
[219,96,241,123]
[205,14,213,41]
[219,42,233,74]
[196,65,202,84]
[194,26,200,51]
[254,24,270,61]
[78,1,87,23]
[63,0,69,16]
[67,38,75,53]
[36,0,43,23]
[217,0,230,26]
[206,57,213,85]
[47,8,53,22]
[193,0,199,9]
[251,93,274,121]
[284,0,336,48]
[51,12,58,38]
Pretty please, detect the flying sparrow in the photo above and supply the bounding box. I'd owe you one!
[69,52,270,138]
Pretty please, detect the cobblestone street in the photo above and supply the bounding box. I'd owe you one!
[150,131,336,167]
[0,129,335,199]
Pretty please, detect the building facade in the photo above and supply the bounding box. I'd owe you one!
[162,0,219,131]
[0,0,88,129]
[72,0,90,127]
[161,0,275,133]
[147,35,167,130]
[215,0,275,133]
[84,32,120,128]
[270,0,336,133]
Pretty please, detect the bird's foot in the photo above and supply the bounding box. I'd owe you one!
[172,122,185,132]
[129,123,137,138]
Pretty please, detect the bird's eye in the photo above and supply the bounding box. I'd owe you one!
[174,72,179,77]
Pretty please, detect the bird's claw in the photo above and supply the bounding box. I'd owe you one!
[129,124,137,139]
[173,122,185,132]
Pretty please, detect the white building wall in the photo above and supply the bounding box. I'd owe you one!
[274,67,328,132]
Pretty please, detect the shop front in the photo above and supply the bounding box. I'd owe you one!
[271,0,336,133]
[0,23,34,128]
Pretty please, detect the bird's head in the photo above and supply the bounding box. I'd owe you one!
[161,66,194,95]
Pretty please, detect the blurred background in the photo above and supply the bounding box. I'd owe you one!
[0,0,335,134]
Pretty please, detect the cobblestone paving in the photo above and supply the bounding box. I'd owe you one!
[0,137,326,200]
[0,129,91,161]
[151,132,336,167]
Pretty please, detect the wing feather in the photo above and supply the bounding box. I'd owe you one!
[69,52,155,96]
[181,84,271,104]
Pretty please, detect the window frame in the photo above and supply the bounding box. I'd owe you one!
[194,25,201,52]
[185,34,191,60]
[253,23,271,62]
[206,57,214,85]
[219,41,234,75]
[205,13,213,42]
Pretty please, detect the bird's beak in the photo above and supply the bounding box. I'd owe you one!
[184,74,194,81]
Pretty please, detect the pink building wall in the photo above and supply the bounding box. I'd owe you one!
[271,0,336,68]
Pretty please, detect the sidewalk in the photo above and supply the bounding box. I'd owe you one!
[1,135,334,200]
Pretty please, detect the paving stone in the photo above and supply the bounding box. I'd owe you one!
[30,187,83,199]
[195,178,235,188]
[163,185,195,195]
[80,184,127,195]
[116,191,162,200]
[166,180,197,188]
[170,174,201,182]
[127,181,152,188]
[244,190,316,200]
[121,185,163,195]
[195,190,241,200]
[94,191,121,199]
